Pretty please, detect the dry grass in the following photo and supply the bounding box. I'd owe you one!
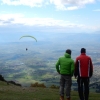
[0,81,100,100]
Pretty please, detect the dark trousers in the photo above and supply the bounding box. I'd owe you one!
[77,77,89,100]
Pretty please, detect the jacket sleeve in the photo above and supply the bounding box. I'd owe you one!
[74,58,79,77]
[71,60,75,76]
[89,58,93,78]
[56,58,60,73]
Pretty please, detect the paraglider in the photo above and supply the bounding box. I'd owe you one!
[26,48,28,51]
[19,35,37,42]
[19,35,37,51]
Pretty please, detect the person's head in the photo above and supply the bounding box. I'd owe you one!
[81,48,86,53]
[66,49,71,55]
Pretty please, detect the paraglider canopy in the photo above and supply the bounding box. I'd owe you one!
[19,35,37,42]
[19,35,37,51]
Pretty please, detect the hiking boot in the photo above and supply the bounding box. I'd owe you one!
[66,98,70,100]
[60,96,64,100]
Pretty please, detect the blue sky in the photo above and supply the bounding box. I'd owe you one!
[0,0,100,42]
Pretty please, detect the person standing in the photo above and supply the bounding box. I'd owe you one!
[56,49,75,100]
[74,48,93,100]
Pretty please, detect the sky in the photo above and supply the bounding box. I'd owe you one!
[0,0,100,42]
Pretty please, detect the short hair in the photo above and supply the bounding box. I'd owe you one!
[81,48,86,53]
[66,49,71,55]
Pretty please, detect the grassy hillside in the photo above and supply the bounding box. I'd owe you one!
[0,81,100,100]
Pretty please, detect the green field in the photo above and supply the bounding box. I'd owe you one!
[0,81,100,100]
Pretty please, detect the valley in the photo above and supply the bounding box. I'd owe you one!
[0,38,100,92]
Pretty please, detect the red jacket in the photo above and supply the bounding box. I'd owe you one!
[74,53,93,78]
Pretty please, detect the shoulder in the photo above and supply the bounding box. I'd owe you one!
[86,55,92,60]
[59,56,64,58]
[59,56,64,60]
[76,56,80,60]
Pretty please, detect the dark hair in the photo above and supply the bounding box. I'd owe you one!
[66,49,71,55]
[81,48,86,53]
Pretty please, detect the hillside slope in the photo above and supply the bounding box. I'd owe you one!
[0,81,100,100]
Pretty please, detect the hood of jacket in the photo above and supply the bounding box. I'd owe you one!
[64,53,71,58]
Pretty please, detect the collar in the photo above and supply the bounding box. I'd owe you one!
[81,53,86,55]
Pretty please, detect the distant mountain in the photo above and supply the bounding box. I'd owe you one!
[0,32,100,43]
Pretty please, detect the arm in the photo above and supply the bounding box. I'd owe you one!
[89,58,93,78]
[74,58,79,78]
[55,58,60,74]
[71,60,75,76]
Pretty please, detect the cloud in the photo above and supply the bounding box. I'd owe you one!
[0,18,14,25]
[57,6,79,10]
[0,13,83,27]
[1,0,48,7]
[1,0,95,10]
[0,13,24,25]
[50,0,95,10]
[0,13,99,33]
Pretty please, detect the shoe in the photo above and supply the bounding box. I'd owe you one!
[60,96,64,100]
[66,98,70,100]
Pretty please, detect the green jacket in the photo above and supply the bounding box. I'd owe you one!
[56,53,75,76]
